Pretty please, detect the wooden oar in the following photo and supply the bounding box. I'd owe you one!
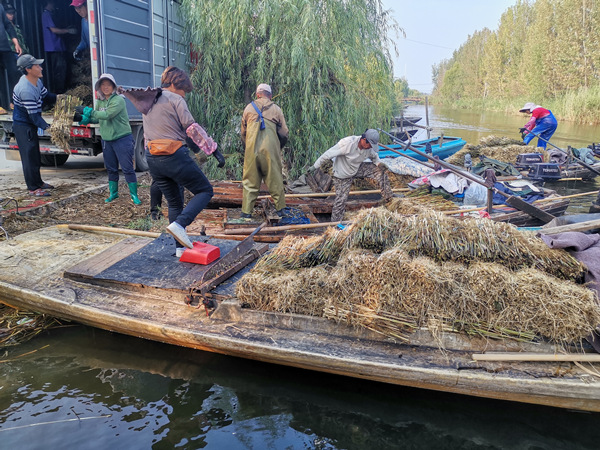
[378,141,555,223]
[257,188,408,200]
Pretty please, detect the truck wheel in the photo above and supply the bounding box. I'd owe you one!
[41,154,69,166]
[133,127,149,172]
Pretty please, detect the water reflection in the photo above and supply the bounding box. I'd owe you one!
[1,327,599,449]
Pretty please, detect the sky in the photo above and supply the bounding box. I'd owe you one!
[381,0,518,94]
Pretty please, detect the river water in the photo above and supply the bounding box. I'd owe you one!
[2,107,600,449]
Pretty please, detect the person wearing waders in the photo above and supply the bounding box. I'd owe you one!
[518,102,557,150]
[309,129,393,222]
[239,83,289,220]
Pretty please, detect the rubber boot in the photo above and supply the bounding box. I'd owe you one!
[128,182,142,205]
[105,181,119,203]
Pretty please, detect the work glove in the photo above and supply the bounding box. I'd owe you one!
[73,49,82,61]
[67,28,78,35]
[212,149,226,168]
[306,165,317,176]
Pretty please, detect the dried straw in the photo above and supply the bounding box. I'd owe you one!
[237,207,598,346]
[448,134,549,166]
[49,94,80,151]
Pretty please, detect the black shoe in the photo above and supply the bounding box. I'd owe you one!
[240,212,252,219]
[151,210,159,220]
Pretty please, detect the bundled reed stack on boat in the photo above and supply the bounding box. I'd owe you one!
[448,134,549,165]
[236,207,599,347]
[49,94,80,151]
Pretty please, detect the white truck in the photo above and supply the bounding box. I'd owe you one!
[0,0,186,171]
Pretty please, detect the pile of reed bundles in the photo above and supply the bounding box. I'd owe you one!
[447,135,549,166]
[49,94,81,151]
[236,207,599,345]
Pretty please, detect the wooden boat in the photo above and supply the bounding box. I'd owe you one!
[558,162,600,181]
[488,198,570,227]
[388,128,418,141]
[378,136,467,161]
[1,226,600,413]
[390,115,421,127]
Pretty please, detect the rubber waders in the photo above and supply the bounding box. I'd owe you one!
[128,182,142,205]
[106,180,119,203]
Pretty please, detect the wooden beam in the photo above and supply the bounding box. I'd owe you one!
[473,353,600,362]
[257,188,409,200]
[539,218,600,235]
[223,221,350,235]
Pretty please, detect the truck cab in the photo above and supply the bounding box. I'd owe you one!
[0,0,185,171]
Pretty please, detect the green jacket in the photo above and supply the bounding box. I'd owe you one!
[89,93,132,141]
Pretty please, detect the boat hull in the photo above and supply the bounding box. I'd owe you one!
[378,137,467,161]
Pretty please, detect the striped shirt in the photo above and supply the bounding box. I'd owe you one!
[12,75,50,128]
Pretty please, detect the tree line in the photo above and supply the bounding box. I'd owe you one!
[431,0,600,122]
[180,0,400,179]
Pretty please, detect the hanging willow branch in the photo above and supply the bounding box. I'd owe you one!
[181,0,401,179]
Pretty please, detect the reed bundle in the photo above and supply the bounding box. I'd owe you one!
[447,135,549,166]
[49,94,80,151]
[236,207,598,346]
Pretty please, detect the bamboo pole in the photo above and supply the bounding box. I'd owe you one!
[224,220,350,235]
[59,224,160,238]
[257,188,408,200]
[473,353,600,362]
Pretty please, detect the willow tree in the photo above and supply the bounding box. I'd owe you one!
[180,0,398,179]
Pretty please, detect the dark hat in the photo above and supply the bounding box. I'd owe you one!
[17,54,44,69]
[5,4,16,13]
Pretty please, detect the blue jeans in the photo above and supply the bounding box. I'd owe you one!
[147,147,213,246]
[102,134,136,183]
[523,113,557,149]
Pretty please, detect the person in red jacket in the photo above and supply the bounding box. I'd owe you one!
[519,102,557,149]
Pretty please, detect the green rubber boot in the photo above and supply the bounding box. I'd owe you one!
[105,181,119,203]
[128,182,142,205]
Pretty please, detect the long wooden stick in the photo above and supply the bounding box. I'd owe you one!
[442,190,599,215]
[224,220,349,235]
[257,188,408,200]
[59,224,160,238]
[539,218,600,235]
[473,353,600,362]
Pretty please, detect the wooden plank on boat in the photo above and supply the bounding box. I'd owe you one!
[64,238,151,280]
[473,352,600,362]
[65,234,264,292]
[539,218,600,235]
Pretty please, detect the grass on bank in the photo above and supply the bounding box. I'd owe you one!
[431,84,600,125]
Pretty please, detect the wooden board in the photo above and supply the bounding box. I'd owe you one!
[65,234,263,292]
[64,238,151,279]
